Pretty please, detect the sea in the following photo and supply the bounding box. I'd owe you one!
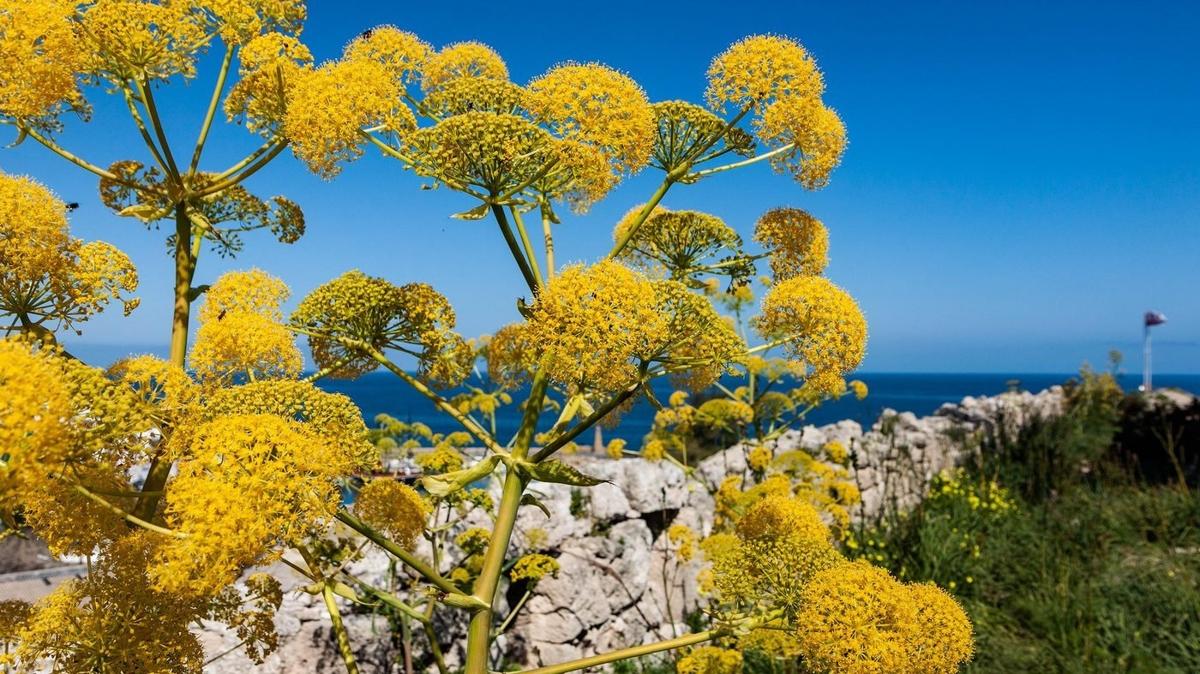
[316,372,1200,446]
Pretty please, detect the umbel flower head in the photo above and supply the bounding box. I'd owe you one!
[292,270,472,386]
[343,25,430,87]
[526,62,656,175]
[0,172,139,333]
[421,41,508,92]
[189,269,303,383]
[754,207,829,280]
[0,0,89,127]
[355,478,429,549]
[402,111,553,196]
[615,208,750,286]
[756,275,867,394]
[706,34,824,113]
[794,561,974,674]
[650,101,755,173]
[756,95,847,190]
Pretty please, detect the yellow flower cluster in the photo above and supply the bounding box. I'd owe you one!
[668,523,699,562]
[705,495,842,614]
[526,62,655,175]
[850,378,869,400]
[756,95,847,190]
[615,209,745,283]
[747,444,773,472]
[695,398,755,437]
[510,553,560,583]
[14,533,209,673]
[756,275,867,394]
[606,437,627,459]
[0,172,139,332]
[189,269,303,383]
[424,76,528,117]
[0,0,88,125]
[284,56,404,178]
[794,561,974,674]
[154,413,352,598]
[404,111,551,195]
[455,526,491,555]
[80,0,207,82]
[676,646,743,674]
[706,35,823,112]
[224,31,314,135]
[421,41,508,92]
[344,25,430,87]
[355,479,429,549]
[198,0,305,45]
[651,101,754,173]
[753,207,829,280]
[525,260,665,393]
[292,270,471,386]
[485,323,538,389]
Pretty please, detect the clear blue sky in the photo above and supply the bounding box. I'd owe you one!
[4,0,1198,373]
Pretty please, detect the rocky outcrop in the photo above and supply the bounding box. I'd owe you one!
[198,386,1069,672]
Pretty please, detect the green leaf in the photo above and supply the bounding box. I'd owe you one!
[421,455,501,497]
[519,460,606,487]
[519,493,552,518]
[7,127,28,149]
[451,203,491,220]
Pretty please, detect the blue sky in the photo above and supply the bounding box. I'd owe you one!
[4,0,1198,373]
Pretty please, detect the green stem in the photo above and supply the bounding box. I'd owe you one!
[541,204,556,280]
[189,43,235,175]
[335,510,476,603]
[509,206,543,287]
[492,204,540,293]
[493,588,532,636]
[532,382,642,462]
[688,142,795,180]
[463,370,549,674]
[747,334,800,355]
[120,83,172,178]
[192,141,287,197]
[323,584,361,674]
[516,627,725,674]
[71,484,184,539]
[135,78,181,179]
[608,176,674,259]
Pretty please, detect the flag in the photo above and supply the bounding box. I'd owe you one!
[1144,311,1167,327]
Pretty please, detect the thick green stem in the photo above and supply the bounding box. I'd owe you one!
[541,205,556,280]
[323,584,361,674]
[135,78,181,179]
[463,371,549,674]
[492,205,540,293]
[517,628,722,674]
[608,177,674,259]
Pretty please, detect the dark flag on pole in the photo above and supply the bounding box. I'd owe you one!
[1144,311,1167,327]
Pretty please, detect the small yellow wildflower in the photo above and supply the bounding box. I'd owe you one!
[676,646,743,674]
[746,444,773,473]
[357,479,429,549]
[668,523,699,562]
[606,437,627,459]
[510,553,560,583]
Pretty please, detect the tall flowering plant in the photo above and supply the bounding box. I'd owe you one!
[0,4,973,673]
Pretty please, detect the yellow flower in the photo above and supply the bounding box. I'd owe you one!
[284,55,403,178]
[203,379,375,469]
[344,25,430,86]
[706,35,824,112]
[651,101,754,172]
[756,96,847,189]
[753,207,829,280]
[0,0,89,125]
[403,111,552,196]
[485,323,537,389]
[849,378,869,400]
[190,269,301,382]
[642,438,667,462]
[198,0,305,45]
[525,260,666,393]
[416,445,465,475]
[421,41,508,92]
[747,444,773,472]
[677,646,743,674]
[606,437,627,459]
[537,138,617,212]
[906,583,975,674]
[292,270,468,385]
[695,398,755,436]
[356,479,429,549]
[527,62,655,175]
[224,31,313,135]
[424,76,527,117]
[0,172,138,332]
[155,414,352,598]
[15,533,208,672]
[80,0,207,82]
[510,553,559,583]
[794,560,919,674]
[616,209,745,282]
[668,523,699,562]
[652,280,746,391]
[756,275,867,392]
[824,440,849,465]
[455,526,491,555]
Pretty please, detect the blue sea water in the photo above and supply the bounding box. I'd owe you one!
[316,372,1200,446]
